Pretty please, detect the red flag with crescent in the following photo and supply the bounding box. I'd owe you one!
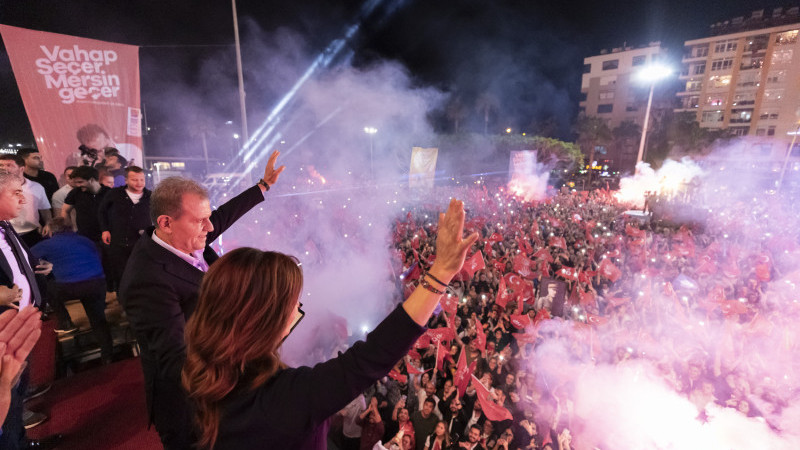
[503,273,525,293]
[586,313,608,326]
[488,232,503,243]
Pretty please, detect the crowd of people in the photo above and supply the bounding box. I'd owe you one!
[0,142,798,450]
[323,181,800,450]
[0,146,151,449]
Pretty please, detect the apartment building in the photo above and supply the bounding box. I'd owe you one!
[677,7,800,147]
[580,43,669,171]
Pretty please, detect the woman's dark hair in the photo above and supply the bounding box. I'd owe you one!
[182,248,303,448]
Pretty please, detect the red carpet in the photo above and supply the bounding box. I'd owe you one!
[27,357,162,450]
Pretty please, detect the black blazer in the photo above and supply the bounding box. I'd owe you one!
[212,306,425,450]
[0,223,43,311]
[118,185,264,446]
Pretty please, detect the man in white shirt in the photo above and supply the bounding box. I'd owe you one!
[0,171,57,450]
[50,166,78,231]
[0,155,52,247]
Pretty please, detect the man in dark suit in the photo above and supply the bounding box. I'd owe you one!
[0,171,59,450]
[118,151,284,450]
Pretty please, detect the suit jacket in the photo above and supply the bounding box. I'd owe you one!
[118,185,264,445]
[0,223,43,311]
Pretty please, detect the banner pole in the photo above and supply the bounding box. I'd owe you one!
[232,0,251,183]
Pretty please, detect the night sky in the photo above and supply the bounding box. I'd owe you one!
[0,0,793,150]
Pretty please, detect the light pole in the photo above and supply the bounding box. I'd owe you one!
[364,127,377,180]
[635,63,672,173]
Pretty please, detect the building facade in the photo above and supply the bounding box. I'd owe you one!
[580,42,669,172]
[676,7,800,149]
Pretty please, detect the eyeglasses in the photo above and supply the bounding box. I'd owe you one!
[281,302,305,344]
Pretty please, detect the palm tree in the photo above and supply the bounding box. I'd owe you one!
[445,96,468,133]
[475,92,500,135]
[573,114,612,188]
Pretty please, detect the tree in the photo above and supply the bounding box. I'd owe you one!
[475,92,500,135]
[445,96,468,133]
[611,120,641,173]
[573,114,612,186]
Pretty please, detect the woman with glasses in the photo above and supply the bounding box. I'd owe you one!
[182,199,478,449]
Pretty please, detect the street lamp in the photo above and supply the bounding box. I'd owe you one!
[364,127,378,180]
[635,63,672,172]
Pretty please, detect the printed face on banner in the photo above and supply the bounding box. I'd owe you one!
[0,25,143,176]
[535,277,566,317]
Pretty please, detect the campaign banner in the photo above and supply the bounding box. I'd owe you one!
[0,25,142,176]
[409,146,438,188]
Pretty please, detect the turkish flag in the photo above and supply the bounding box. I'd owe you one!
[474,322,487,352]
[411,234,420,250]
[454,349,478,398]
[509,314,531,329]
[484,242,493,259]
[495,277,512,308]
[388,368,408,384]
[598,258,622,283]
[586,313,609,326]
[471,375,513,421]
[549,236,567,250]
[462,251,486,279]
[493,260,506,272]
[489,232,503,243]
[503,273,525,293]
[407,349,422,360]
[557,266,579,281]
[606,296,630,308]
[440,294,458,316]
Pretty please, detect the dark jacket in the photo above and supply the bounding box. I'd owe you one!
[212,305,425,450]
[98,186,152,247]
[118,185,264,449]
